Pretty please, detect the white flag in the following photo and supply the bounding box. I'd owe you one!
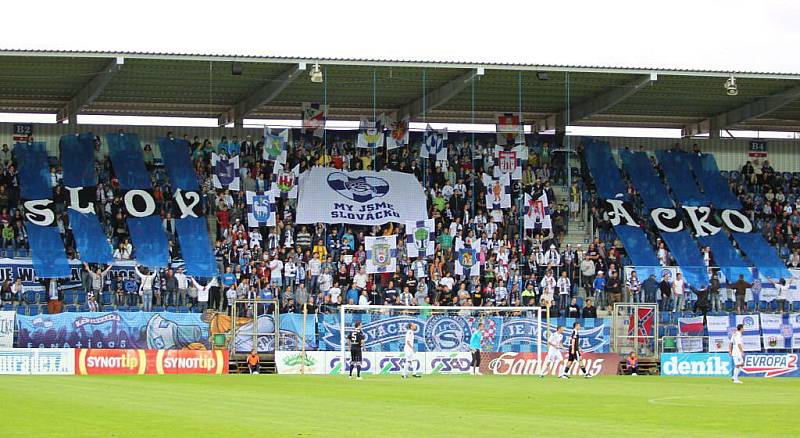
[482,173,511,210]
[420,124,447,160]
[365,235,397,274]
[493,144,528,180]
[524,192,553,229]
[272,162,300,199]
[385,114,410,150]
[211,153,240,191]
[246,190,276,228]
[405,219,435,258]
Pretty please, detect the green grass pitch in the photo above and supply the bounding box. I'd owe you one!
[0,375,795,437]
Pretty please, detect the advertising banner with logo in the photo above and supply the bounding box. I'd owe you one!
[319,314,609,353]
[0,311,14,348]
[660,353,732,377]
[75,349,228,375]
[17,311,210,350]
[0,348,75,375]
[275,351,326,375]
[741,353,800,378]
[296,167,427,225]
[479,352,618,376]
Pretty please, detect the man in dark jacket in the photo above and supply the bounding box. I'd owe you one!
[642,274,659,304]
[582,298,597,318]
[727,275,752,314]
[691,283,710,323]
[659,274,672,311]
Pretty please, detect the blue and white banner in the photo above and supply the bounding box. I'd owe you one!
[707,314,762,352]
[211,153,240,191]
[0,348,75,375]
[296,167,427,225]
[272,161,299,199]
[246,190,277,228]
[263,127,289,163]
[661,353,732,377]
[318,314,609,353]
[365,235,397,274]
[760,313,800,350]
[494,144,527,180]
[233,314,316,353]
[405,219,435,258]
[16,311,211,350]
[420,124,447,160]
[483,173,511,210]
[0,311,14,348]
[455,247,480,277]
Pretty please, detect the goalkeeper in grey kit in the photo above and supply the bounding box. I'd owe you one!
[349,321,365,379]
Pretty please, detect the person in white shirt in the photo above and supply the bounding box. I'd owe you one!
[556,271,571,309]
[318,268,333,296]
[766,276,793,313]
[175,267,189,307]
[402,323,420,379]
[284,258,297,294]
[190,276,218,312]
[328,282,342,303]
[268,256,284,290]
[671,272,685,312]
[730,324,745,384]
[353,268,368,290]
[540,270,557,305]
[543,245,561,271]
[539,326,565,377]
[134,265,157,312]
[411,258,428,280]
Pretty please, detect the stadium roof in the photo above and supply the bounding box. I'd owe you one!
[2,49,800,136]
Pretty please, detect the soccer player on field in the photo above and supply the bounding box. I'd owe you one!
[559,322,590,379]
[730,323,745,384]
[349,321,365,380]
[402,323,421,378]
[539,326,565,378]
[469,322,484,375]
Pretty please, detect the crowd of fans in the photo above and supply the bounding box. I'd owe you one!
[0,134,796,318]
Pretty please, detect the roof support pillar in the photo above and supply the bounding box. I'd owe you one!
[56,57,123,123]
[218,63,305,126]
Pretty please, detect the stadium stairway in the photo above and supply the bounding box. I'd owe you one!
[551,185,591,247]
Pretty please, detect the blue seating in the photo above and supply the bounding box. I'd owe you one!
[153,306,166,312]
[116,306,128,312]
[101,294,113,306]
[25,291,36,303]
[576,297,584,308]
[177,306,190,313]
[16,248,28,257]
[192,307,202,313]
[79,305,90,312]
[1,304,11,311]
[63,290,75,305]
[659,311,671,324]
[16,305,27,315]
[166,306,177,313]
[128,307,140,312]
[76,293,86,305]
[29,305,41,316]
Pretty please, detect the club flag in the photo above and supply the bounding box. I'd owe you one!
[482,173,511,210]
[357,117,385,149]
[736,314,762,351]
[246,190,276,228]
[626,307,655,345]
[523,192,552,229]
[385,115,410,150]
[494,144,528,180]
[677,316,705,352]
[759,313,798,350]
[420,124,447,160]
[455,247,480,277]
[272,161,300,199]
[263,127,289,163]
[365,235,397,274]
[707,315,731,352]
[302,102,327,138]
[405,219,435,258]
[496,113,524,145]
[211,153,240,191]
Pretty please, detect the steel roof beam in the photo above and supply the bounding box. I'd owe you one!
[394,69,481,121]
[557,73,657,126]
[682,85,800,138]
[56,57,123,123]
[218,63,305,126]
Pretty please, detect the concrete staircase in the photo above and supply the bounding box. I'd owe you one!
[550,185,592,247]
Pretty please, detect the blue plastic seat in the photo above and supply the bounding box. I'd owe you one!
[63,290,75,305]
[101,294,112,306]
[116,306,128,312]
[76,293,87,305]
[29,305,41,316]
[16,305,27,315]
[79,305,90,312]
[16,248,28,257]
[1,304,11,311]
[65,305,78,312]
[166,306,177,313]
[153,306,166,312]
[793,302,800,311]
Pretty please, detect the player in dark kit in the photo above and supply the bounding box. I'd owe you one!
[559,321,590,379]
[349,321,365,379]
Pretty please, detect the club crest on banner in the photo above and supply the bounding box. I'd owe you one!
[405,219,435,258]
[246,190,276,227]
[365,235,397,274]
[498,151,516,174]
[211,153,240,191]
[327,172,390,203]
